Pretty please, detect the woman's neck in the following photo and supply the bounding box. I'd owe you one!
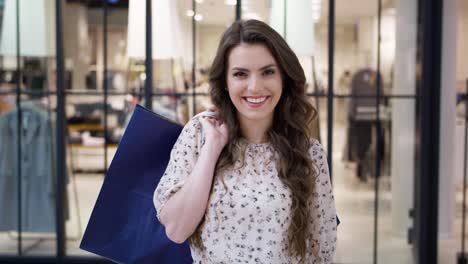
[238,115,273,144]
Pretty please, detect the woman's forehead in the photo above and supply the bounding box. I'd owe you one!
[228,43,277,70]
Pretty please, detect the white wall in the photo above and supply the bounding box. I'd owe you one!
[357,16,378,70]
[457,0,468,84]
[63,2,90,91]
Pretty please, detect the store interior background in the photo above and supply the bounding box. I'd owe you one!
[0,0,467,263]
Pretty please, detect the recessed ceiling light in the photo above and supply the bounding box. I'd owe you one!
[194,14,204,21]
[195,0,204,3]
[186,10,195,17]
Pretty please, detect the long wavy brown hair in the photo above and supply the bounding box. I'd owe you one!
[189,19,319,261]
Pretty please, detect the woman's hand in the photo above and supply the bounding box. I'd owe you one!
[199,107,228,154]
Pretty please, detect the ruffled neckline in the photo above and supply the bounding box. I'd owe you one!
[239,138,272,153]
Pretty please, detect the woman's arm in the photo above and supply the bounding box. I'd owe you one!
[157,115,228,243]
[308,139,337,263]
[159,141,222,243]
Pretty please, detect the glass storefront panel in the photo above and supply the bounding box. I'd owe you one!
[65,93,105,256]
[378,97,416,264]
[63,0,132,256]
[0,0,57,256]
[333,0,419,263]
[439,0,468,263]
[332,0,379,262]
[378,1,418,263]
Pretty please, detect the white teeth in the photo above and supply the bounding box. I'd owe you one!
[245,97,267,103]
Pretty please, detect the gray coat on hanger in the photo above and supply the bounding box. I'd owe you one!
[0,104,56,232]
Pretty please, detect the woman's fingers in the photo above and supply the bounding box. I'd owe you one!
[201,116,225,131]
[207,105,219,113]
[199,116,211,129]
[200,116,217,128]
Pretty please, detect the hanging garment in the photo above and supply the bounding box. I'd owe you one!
[346,68,382,162]
[348,68,383,119]
[0,103,56,232]
[346,69,388,180]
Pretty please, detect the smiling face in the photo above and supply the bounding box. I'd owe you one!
[226,43,283,128]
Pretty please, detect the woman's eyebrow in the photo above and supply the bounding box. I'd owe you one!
[231,64,277,72]
[259,64,277,70]
[231,67,249,72]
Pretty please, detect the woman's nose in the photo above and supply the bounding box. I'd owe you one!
[247,76,262,92]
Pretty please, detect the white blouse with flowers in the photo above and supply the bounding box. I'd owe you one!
[153,116,337,264]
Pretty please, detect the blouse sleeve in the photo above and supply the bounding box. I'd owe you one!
[153,116,203,222]
[307,139,337,264]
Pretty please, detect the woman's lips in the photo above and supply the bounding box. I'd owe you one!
[242,96,270,108]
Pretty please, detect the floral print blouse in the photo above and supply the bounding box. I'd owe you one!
[153,116,337,264]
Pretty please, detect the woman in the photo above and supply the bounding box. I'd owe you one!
[153,19,337,263]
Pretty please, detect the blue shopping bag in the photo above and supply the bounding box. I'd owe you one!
[80,105,192,264]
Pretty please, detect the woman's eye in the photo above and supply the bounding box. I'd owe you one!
[263,69,275,76]
[233,72,246,77]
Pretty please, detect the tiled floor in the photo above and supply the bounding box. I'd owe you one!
[0,122,466,263]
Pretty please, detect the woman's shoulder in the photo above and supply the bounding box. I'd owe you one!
[173,115,203,149]
[181,110,220,136]
[182,111,217,131]
[308,138,327,160]
[182,116,201,135]
[182,114,202,131]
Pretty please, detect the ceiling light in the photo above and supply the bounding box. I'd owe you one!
[186,10,195,17]
[194,14,204,21]
[225,0,237,6]
[195,0,204,3]
[312,10,321,20]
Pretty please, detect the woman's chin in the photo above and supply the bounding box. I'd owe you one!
[237,111,274,124]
